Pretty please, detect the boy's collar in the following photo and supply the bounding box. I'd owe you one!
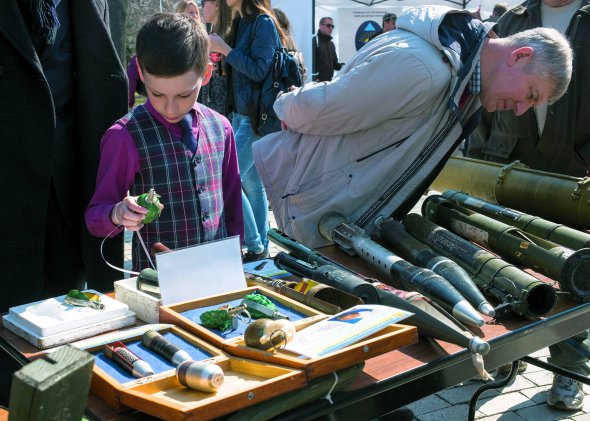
[144,100,202,128]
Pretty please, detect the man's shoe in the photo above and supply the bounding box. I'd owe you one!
[547,374,584,410]
[243,249,270,263]
[494,360,528,377]
[378,406,414,420]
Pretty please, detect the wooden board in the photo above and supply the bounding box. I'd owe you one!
[81,325,226,412]
[119,358,306,421]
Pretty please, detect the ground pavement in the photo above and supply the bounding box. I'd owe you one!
[122,202,590,420]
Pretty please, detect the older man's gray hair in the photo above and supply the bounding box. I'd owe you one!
[504,27,573,104]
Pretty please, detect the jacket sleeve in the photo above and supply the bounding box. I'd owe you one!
[226,16,277,83]
[331,42,341,70]
[274,47,449,136]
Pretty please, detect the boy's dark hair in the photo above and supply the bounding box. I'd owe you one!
[136,13,209,77]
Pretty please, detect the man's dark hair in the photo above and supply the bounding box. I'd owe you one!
[136,13,209,77]
[383,12,397,23]
[319,16,333,25]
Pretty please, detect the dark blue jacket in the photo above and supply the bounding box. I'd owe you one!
[226,14,279,116]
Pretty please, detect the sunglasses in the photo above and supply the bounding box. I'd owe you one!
[322,23,335,29]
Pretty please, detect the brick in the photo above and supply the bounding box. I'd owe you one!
[407,395,451,416]
[477,392,536,416]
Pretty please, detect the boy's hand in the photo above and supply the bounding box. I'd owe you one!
[110,196,147,231]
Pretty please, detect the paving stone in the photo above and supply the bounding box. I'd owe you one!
[406,395,451,416]
[525,370,554,387]
[571,412,590,420]
[436,383,499,405]
[414,403,470,420]
[515,403,580,420]
[477,392,536,416]
[499,376,539,393]
[520,385,551,404]
[476,412,527,421]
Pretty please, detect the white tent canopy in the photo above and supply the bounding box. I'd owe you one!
[271,0,523,81]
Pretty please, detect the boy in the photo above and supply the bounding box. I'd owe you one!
[86,13,243,272]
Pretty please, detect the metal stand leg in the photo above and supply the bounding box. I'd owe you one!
[467,360,520,421]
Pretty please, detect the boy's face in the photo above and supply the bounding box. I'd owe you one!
[139,64,212,123]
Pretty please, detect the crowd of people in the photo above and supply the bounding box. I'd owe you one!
[1,0,588,416]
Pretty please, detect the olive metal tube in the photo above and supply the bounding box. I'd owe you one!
[422,195,590,301]
[402,213,557,318]
[429,156,590,229]
[442,189,590,251]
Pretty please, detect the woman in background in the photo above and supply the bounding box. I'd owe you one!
[174,0,200,20]
[198,0,234,115]
[209,0,285,262]
[273,7,307,82]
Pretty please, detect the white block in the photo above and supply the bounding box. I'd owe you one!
[2,311,136,349]
[7,290,130,337]
[114,278,162,324]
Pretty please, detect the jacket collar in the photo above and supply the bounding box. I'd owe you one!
[0,0,43,72]
[317,30,333,41]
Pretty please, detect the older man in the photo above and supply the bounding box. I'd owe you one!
[467,0,590,410]
[253,6,572,249]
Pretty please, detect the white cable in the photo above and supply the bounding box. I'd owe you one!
[323,371,339,404]
[100,225,140,276]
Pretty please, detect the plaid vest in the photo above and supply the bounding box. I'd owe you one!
[125,104,228,271]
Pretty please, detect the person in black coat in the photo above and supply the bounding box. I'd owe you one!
[0,0,128,312]
[312,16,344,82]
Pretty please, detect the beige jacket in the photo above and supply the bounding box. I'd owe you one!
[253,6,492,247]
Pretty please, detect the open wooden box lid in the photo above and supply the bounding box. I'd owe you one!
[75,323,306,417]
[159,287,419,380]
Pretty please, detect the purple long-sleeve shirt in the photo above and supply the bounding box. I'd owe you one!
[85,101,244,244]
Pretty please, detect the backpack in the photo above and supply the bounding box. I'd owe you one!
[287,49,307,84]
[249,16,304,137]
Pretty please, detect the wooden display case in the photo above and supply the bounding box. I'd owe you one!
[159,287,418,380]
[80,324,306,419]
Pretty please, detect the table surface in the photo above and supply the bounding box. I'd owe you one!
[2,246,589,421]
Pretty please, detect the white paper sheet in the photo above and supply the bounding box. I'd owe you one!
[155,236,246,305]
